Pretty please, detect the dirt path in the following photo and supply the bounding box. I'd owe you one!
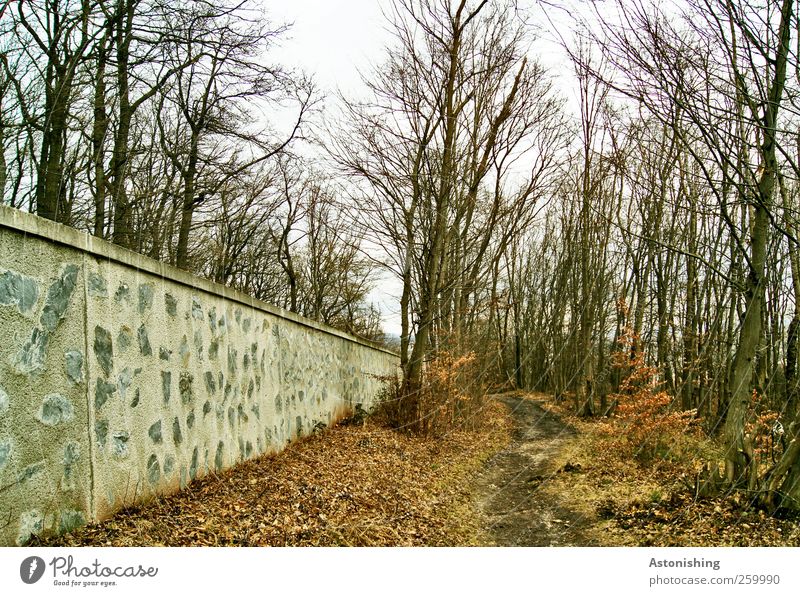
[474,394,597,546]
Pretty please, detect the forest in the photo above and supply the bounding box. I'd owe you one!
[3,0,800,522]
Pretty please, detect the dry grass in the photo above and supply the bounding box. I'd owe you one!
[538,399,800,546]
[31,401,512,547]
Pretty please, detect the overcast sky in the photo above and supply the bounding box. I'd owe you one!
[262,0,578,335]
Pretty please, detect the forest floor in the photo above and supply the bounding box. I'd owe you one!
[30,392,800,547]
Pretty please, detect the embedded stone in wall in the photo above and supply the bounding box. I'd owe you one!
[138,284,154,314]
[13,326,48,374]
[40,265,78,332]
[164,455,175,476]
[94,326,113,376]
[138,325,152,356]
[0,440,11,471]
[64,350,83,384]
[202,401,211,416]
[179,373,193,404]
[111,432,129,458]
[159,347,171,361]
[95,420,108,449]
[94,379,116,410]
[148,421,162,444]
[191,297,203,320]
[204,372,216,395]
[130,389,140,408]
[172,418,182,445]
[117,368,133,401]
[161,371,171,403]
[17,510,43,545]
[147,455,160,485]
[189,447,199,480]
[165,293,178,316]
[215,442,224,471]
[117,326,133,353]
[88,273,107,297]
[114,283,131,304]
[37,394,74,426]
[62,442,79,483]
[59,510,85,534]
[0,386,8,415]
[0,269,38,313]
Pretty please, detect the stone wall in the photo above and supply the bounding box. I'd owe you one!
[0,206,398,545]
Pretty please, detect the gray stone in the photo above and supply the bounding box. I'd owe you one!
[248,380,254,399]
[117,326,132,353]
[250,403,260,419]
[245,441,253,458]
[94,326,113,376]
[148,421,163,444]
[37,394,74,426]
[234,308,242,324]
[218,314,227,334]
[204,371,216,395]
[138,284,154,313]
[189,447,199,480]
[243,353,250,371]
[161,371,171,403]
[62,442,79,478]
[94,378,116,410]
[172,417,182,445]
[164,455,175,476]
[0,386,8,416]
[0,269,38,313]
[191,297,203,320]
[215,441,224,471]
[208,308,217,332]
[159,347,171,361]
[202,401,211,416]
[88,273,108,297]
[178,336,190,366]
[237,403,248,423]
[296,416,303,438]
[138,325,152,356]
[275,395,282,413]
[16,461,44,486]
[228,406,235,428]
[117,368,133,401]
[17,510,43,545]
[130,388,140,408]
[243,318,251,332]
[186,410,195,429]
[179,372,193,405]
[111,432,129,458]
[40,264,78,332]
[59,510,85,534]
[13,327,48,374]
[114,283,131,304]
[165,293,178,316]
[95,420,108,448]
[64,350,83,384]
[193,330,203,361]
[227,347,237,374]
[209,339,219,360]
[0,440,11,470]
[147,454,160,484]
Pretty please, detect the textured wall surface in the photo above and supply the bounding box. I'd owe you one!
[0,206,398,545]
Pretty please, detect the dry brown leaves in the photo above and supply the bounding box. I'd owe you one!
[538,398,800,547]
[31,402,511,547]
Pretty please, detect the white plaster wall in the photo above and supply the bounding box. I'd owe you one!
[0,206,398,545]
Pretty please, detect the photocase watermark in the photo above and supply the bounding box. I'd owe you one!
[20,556,46,584]
[18,555,158,588]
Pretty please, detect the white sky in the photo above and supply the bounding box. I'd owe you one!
[262,0,579,335]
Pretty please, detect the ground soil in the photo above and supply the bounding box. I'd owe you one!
[474,394,597,546]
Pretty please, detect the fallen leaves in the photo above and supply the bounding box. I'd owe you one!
[31,401,512,547]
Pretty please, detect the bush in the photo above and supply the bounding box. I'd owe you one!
[609,326,697,465]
